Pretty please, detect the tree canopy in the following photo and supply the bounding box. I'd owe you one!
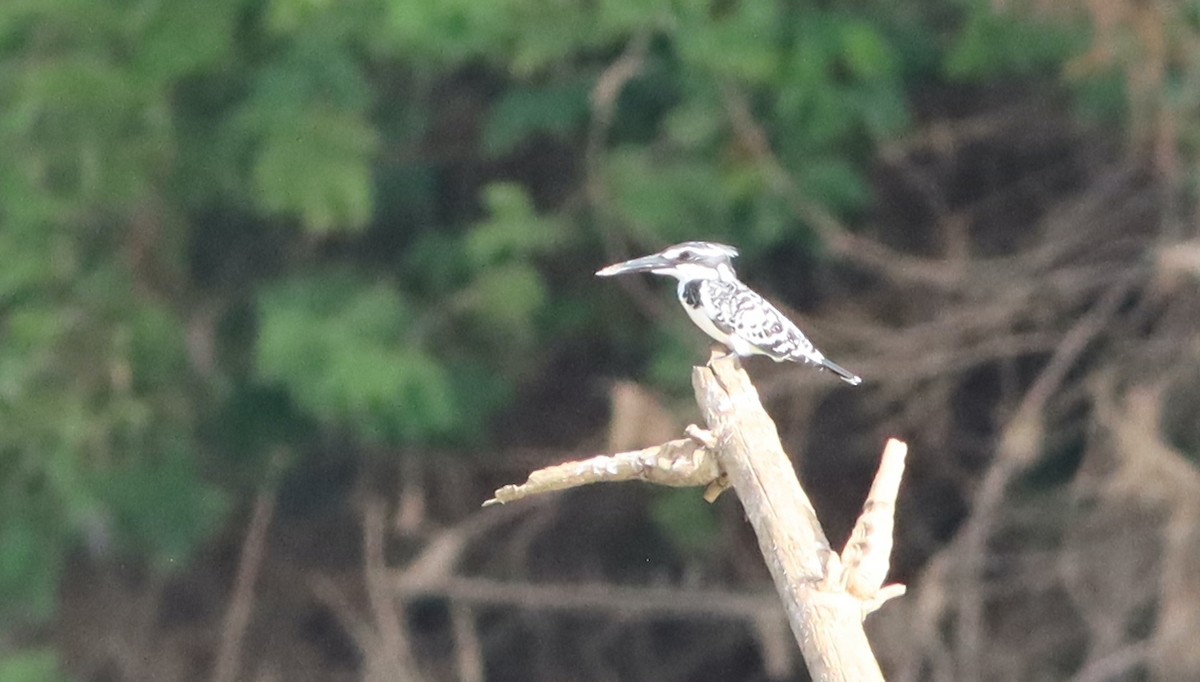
[2,0,1198,680]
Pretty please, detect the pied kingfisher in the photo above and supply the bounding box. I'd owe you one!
[596,241,862,385]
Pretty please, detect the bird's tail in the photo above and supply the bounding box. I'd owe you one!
[818,357,862,386]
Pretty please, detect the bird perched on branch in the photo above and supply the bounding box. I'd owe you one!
[596,241,862,385]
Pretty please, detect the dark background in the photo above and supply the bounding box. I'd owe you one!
[2,0,1199,680]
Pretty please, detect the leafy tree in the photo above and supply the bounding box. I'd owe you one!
[0,0,1122,676]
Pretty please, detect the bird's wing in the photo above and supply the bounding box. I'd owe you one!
[694,280,739,336]
[701,280,819,362]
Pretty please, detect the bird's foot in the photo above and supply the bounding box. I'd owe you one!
[707,346,740,367]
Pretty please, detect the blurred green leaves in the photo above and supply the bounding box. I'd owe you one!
[0,649,67,682]
[675,0,782,84]
[605,147,732,243]
[0,270,224,626]
[650,488,718,557]
[249,107,378,232]
[255,181,560,446]
[231,31,378,232]
[465,183,560,265]
[945,3,1087,80]
[484,81,592,156]
[0,511,63,623]
[0,0,1103,673]
[257,273,459,444]
[102,445,229,569]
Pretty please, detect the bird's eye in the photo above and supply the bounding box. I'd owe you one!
[678,250,694,260]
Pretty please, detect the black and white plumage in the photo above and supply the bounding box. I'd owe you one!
[596,241,862,385]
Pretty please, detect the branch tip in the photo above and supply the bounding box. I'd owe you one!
[840,438,909,600]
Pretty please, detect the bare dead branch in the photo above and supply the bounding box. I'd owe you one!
[396,573,786,623]
[483,434,722,506]
[694,352,906,682]
[839,439,909,604]
[211,472,277,682]
[1071,642,1150,682]
[309,576,377,657]
[450,603,485,682]
[936,270,1139,679]
[1090,378,1200,679]
[1157,239,1200,279]
[362,499,425,682]
[694,354,832,581]
[471,352,908,680]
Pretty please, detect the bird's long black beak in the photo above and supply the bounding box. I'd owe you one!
[595,254,673,276]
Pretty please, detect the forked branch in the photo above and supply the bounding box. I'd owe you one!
[694,353,905,681]
[485,352,908,680]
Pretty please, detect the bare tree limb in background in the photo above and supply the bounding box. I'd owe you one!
[361,500,426,682]
[210,487,276,682]
[211,450,286,682]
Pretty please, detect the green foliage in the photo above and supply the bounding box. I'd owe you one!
[249,107,378,232]
[102,446,229,568]
[945,2,1087,80]
[1072,70,1130,127]
[379,0,673,74]
[0,512,64,623]
[675,1,782,84]
[605,146,733,244]
[484,80,592,155]
[650,488,718,557]
[0,0,1104,670]
[467,264,546,342]
[257,273,460,444]
[798,158,873,214]
[0,649,68,682]
[646,328,705,395]
[205,385,313,485]
[255,181,562,446]
[0,258,227,623]
[595,8,917,282]
[465,183,561,266]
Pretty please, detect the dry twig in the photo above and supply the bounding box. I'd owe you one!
[362,499,425,682]
[211,471,278,682]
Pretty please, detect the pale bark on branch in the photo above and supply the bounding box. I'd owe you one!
[485,352,907,680]
[694,353,905,681]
